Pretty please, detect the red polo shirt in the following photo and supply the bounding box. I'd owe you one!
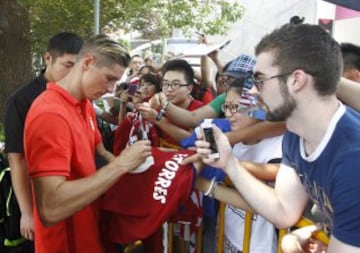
[24,83,103,253]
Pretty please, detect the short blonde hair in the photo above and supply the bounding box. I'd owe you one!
[79,35,130,68]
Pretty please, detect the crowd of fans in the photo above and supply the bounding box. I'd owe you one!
[2,17,360,253]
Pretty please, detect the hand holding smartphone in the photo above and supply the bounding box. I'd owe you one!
[201,120,220,160]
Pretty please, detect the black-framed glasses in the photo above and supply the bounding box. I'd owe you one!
[244,71,292,90]
[161,81,189,90]
[221,103,258,117]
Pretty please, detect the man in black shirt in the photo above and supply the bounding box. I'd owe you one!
[3,32,83,246]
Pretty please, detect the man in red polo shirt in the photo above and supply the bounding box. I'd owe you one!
[24,35,152,253]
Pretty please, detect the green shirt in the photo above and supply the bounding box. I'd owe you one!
[209,93,225,116]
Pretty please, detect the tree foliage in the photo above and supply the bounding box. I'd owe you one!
[109,0,244,39]
[0,0,243,119]
[20,0,244,54]
[0,0,32,119]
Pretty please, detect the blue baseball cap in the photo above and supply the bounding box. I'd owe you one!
[223,54,256,78]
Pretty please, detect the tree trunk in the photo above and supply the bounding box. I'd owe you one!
[0,0,32,120]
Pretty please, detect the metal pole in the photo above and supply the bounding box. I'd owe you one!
[94,0,100,35]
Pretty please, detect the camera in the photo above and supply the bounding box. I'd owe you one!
[127,84,138,96]
[201,120,219,160]
[117,82,128,90]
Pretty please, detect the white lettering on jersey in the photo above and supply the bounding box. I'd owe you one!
[153,153,189,204]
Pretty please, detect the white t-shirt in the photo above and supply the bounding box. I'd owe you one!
[224,135,283,253]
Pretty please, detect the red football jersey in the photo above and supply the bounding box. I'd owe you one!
[101,148,197,243]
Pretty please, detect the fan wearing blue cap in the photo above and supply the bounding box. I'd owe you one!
[181,76,283,253]
[209,77,283,253]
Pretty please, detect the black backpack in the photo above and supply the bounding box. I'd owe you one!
[0,152,25,250]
